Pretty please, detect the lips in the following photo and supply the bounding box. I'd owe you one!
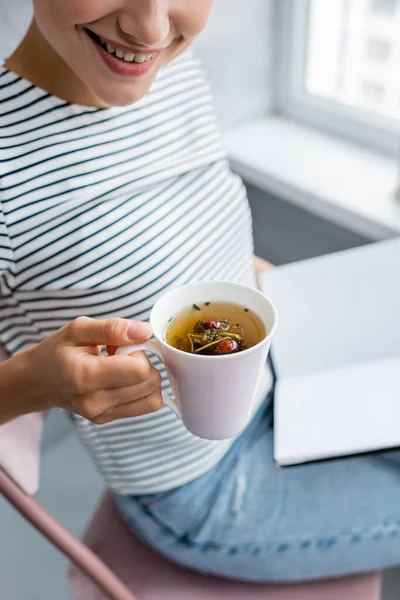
[85,28,160,77]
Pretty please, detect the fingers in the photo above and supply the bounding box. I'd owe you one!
[84,351,158,390]
[54,316,163,422]
[63,316,153,347]
[77,366,162,417]
[90,391,164,424]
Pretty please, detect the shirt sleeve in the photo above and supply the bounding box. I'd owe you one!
[0,197,14,294]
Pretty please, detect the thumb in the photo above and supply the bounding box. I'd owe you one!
[64,316,153,347]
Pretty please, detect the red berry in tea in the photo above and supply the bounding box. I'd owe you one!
[201,319,220,330]
[215,339,239,354]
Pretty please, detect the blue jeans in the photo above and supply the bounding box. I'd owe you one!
[114,394,400,582]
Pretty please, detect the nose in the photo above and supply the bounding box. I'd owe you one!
[118,0,171,47]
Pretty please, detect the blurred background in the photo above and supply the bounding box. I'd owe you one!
[0,1,399,598]
[200,0,400,265]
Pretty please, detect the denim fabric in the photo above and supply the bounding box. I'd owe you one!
[115,395,400,582]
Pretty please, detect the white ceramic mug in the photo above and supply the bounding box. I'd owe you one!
[116,280,278,440]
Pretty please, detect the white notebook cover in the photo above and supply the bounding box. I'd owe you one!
[259,239,400,466]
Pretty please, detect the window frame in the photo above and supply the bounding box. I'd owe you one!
[370,0,398,17]
[274,0,400,157]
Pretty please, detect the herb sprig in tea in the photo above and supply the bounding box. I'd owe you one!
[182,306,248,355]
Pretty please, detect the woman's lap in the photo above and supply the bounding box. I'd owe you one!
[115,396,400,581]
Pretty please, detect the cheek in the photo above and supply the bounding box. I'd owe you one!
[33,0,117,30]
[177,0,214,39]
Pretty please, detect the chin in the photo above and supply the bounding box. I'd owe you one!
[91,80,152,107]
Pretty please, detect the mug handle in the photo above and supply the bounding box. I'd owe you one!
[115,342,183,420]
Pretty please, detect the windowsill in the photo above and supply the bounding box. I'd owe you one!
[224,117,400,241]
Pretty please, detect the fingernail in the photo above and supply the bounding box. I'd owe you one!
[127,321,152,340]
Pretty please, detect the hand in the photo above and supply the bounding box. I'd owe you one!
[0,317,163,425]
[254,255,274,286]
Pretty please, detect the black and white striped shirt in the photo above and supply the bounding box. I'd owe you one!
[0,51,272,494]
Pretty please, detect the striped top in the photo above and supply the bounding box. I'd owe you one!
[0,51,272,494]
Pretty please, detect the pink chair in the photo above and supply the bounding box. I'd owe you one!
[68,491,382,600]
[0,347,382,600]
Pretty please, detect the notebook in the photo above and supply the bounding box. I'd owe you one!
[259,238,400,466]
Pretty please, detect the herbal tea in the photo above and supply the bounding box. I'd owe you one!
[165,302,266,355]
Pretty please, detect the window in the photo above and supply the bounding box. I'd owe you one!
[369,0,398,16]
[276,0,400,156]
[366,38,392,62]
[361,82,385,104]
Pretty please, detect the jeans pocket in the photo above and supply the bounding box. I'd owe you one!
[136,489,176,508]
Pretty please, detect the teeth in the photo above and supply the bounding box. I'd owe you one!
[101,40,156,63]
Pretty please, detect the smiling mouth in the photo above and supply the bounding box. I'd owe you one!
[85,29,158,64]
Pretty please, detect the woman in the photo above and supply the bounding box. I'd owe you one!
[1,0,400,581]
